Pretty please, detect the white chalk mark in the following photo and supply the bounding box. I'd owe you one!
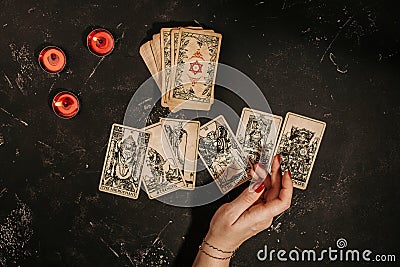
[100,237,119,258]
[152,220,173,245]
[36,140,64,155]
[328,53,348,74]
[274,212,285,222]
[115,30,125,44]
[193,19,201,26]
[0,187,7,197]
[320,15,354,63]
[336,66,348,74]
[0,107,29,126]
[120,243,135,266]
[15,73,27,95]
[48,79,57,93]
[329,52,336,65]
[301,27,311,34]
[85,57,105,85]
[75,192,82,204]
[3,72,13,88]
[270,222,282,233]
[115,31,126,50]
[125,252,134,266]
[36,140,52,149]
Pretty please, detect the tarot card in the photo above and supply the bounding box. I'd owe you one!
[170,29,179,67]
[162,29,178,108]
[99,124,150,199]
[198,115,250,194]
[170,27,212,66]
[139,41,158,77]
[160,118,200,189]
[167,28,221,111]
[164,27,213,108]
[236,108,282,172]
[160,27,176,107]
[141,123,186,199]
[150,33,162,72]
[275,112,326,190]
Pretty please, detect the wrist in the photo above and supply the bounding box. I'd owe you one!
[204,231,241,253]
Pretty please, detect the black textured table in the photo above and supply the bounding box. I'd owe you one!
[0,1,399,266]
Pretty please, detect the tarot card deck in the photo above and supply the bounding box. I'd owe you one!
[140,27,222,112]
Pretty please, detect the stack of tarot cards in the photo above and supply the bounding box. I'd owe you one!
[98,110,325,199]
[139,27,222,111]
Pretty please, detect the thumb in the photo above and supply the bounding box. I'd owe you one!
[227,180,265,223]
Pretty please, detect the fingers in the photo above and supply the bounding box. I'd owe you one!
[254,163,272,190]
[223,156,291,226]
[249,168,261,181]
[227,178,266,223]
[247,170,293,225]
[264,170,293,216]
[265,155,282,202]
[254,163,268,179]
[280,170,293,200]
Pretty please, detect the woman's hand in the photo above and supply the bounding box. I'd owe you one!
[193,155,293,266]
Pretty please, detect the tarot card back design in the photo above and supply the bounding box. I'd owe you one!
[198,116,249,194]
[99,124,150,199]
[236,108,282,172]
[168,29,221,110]
[275,112,326,190]
[141,123,186,199]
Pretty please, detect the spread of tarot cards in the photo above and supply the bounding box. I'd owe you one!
[140,26,222,112]
[98,110,326,199]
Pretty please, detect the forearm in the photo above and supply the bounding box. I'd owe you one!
[192,251,231,267]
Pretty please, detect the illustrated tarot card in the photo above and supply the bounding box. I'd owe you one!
[99,124,150,199]
[161,118,200,189]
[198,115,250,194]
[141,122,186,198]
[275,112,326,190]
[236,108,282,172]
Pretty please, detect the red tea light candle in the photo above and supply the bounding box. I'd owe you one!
[87,28,114,56]
[38,46,66,73]
[52,91,80,119]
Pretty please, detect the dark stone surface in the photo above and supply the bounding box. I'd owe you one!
[0,0,399,266]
